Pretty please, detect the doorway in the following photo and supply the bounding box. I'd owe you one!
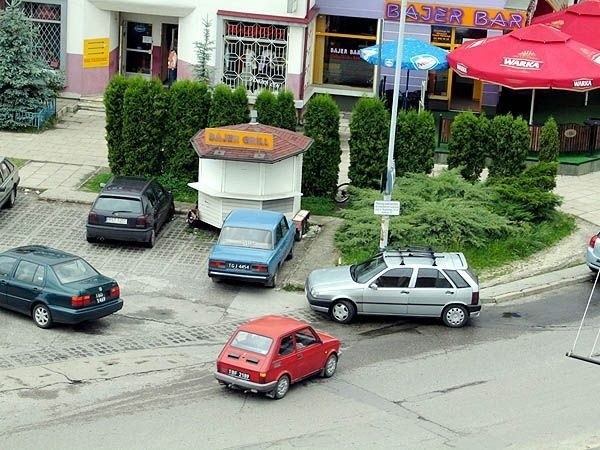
[123,21,153,77]
[161,24,178,83]
[449,74,482,111]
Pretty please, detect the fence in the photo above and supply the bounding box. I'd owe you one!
[438,115,600,154]
[13,98,56,129]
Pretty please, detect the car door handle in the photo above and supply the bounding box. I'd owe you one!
[445,291,455,295]
[297,353,303,359]
[400,290,410,294]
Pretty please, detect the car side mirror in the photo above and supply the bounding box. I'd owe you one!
[0,187,5,192]
[99,182,106,188]
[369,283,378,290]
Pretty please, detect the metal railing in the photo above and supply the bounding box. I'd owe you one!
[13,98,56,129]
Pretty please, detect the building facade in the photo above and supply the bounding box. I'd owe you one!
[1,0,573,111]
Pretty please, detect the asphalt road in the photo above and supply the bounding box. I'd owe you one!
[1,194,600,449]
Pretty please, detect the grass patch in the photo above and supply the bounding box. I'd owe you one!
[81,169,112,192]
[10,158,28,169]
[282,283,305,292]
[301,196,339,216]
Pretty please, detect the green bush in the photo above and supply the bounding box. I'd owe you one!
[104,75,129,175]
[348,97,390,189]
[121,77,168,177]
[488,114,530,178]
[277,90,298,131]
[231,85,250,124]
[255,90,278,126]
[163,80,212,182]
[302,94,341,197]
[538,116,559,162]
[447,111,488,182]
[394,110,436,177]
[208,84,234,127]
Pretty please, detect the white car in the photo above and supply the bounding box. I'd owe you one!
[586,232,600,272]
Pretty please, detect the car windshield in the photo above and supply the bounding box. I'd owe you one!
[51,258,100,284]
[351,255,387,283]
[94,196,142,214]
[231,331,273,355]
[218,227,273,250]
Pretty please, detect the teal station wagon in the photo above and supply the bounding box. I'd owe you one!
[208,209,295,288]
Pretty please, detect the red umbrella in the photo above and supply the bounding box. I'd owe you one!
[532,0,600,50]
[447,24,600,123]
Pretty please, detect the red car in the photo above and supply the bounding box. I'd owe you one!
[214,315,341,399]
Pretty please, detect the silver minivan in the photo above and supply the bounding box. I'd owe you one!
[306,247,480,328]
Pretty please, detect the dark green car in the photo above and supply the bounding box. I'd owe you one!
[0,246,123,328]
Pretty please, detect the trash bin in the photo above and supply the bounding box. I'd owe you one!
[584,118,600,155]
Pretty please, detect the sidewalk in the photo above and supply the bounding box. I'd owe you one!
[1,105,599,303]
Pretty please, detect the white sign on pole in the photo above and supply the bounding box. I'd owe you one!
[374,200,400,216]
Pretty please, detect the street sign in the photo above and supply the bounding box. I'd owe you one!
[374,200,400,216]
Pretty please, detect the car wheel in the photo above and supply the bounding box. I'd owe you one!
[6,188,16,208]
[211,276,222,283]
[321,353,338,378]
[270,375,290,400]
[330,299,355,324]
[147,229,156,248]
[168,202,175,221]
[32,304,53,329]
[442,304,469,328]
[286,245,294,260]
[266,269,278,288]
[86,234,96,243]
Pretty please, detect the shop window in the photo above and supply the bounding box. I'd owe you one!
[222,21,288,93]
[22,1,65,70]
[313,15,377,88]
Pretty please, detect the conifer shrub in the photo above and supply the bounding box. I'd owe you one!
[208,84,234,127]
[348,97,390,189]
[255,90,278,126]
[277,90,298,131]
[231,85,250,124]
[394,110,436,177]
[104,75,130,175]
[447,111,489,182]
[538,116,560,162]
[488,114,530,178]
[302,94,341,197]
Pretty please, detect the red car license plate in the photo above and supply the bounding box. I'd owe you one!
[228,369,250,380]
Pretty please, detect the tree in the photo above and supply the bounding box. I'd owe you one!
[193,16,214,84]
[277,90,298,131]
[302,94,341,197]
[447,111,488,182]
[348,97,390,189]
[255,90,278,126]
[538,116,560,162]
[0,0,65,129]
[163,80,212,181]
[231,85,250,124]
[208,84,234,127]
[488,114,530,178]
[104,75,130,175]
[394,110,436,177]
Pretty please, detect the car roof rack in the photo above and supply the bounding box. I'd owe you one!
[384,245,444,266]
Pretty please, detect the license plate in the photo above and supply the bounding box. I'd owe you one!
[226,262,251,270]
[96,293,106,303]
[106,217,128,224]
[228,369,250,380]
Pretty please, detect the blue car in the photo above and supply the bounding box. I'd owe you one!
[208,209,296,288]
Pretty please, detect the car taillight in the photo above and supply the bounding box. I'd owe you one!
[252,264,268,273]
[109,284,120,298]
[210,260,226,269]
[136,216,147,227]
[590,235,599,248]
[259,372,267,384]
[72,295,92,308]
[88,211,98,224]
[471,291,479,305]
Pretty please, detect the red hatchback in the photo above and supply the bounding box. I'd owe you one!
[215,315,341,399]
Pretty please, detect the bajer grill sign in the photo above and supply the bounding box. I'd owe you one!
[205,129,274,150]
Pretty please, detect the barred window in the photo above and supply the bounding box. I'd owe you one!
[222,21,288,94]
[22,1,64,70]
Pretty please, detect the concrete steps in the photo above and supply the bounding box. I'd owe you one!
[78,96,105,113]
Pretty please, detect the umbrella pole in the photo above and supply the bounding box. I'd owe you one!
[585,91,589,107]
[403,70,410,110]
[529,89,536,126]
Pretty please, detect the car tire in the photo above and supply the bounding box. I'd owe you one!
[286,245,294,260]
[86,234,96,243]
[211,276,222,284]
[266,269,278,288]
[269,375,290,400]
[147,229,156,248]
[330,299,355,324]
[442,304,469,328]
[6,188,16,208]
[32,303,53,329]
[321,353,338,378]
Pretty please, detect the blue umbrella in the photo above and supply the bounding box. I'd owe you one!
[360,38,449,109]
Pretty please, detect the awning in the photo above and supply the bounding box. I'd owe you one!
[88,0,196,17]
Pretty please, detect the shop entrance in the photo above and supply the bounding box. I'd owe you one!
[160,24,178,83]
[450,73,482,111]
[122,21,153,77]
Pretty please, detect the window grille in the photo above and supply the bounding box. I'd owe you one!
[22,1,63,70]
[223,21,288,94]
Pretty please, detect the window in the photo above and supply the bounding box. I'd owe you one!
[314,16,377,88]
[51,258,99,284]
[22,1,66,70]
[0,162,11,180]
[295,328,318,349]
[222,20,288,94]
[278,335,294,355]
[415,268,452,288]
[376,268,413,288]
[0,256,17,277]
[14,260,44,284]
[218,227,274,250]
[445,270,469,288]
[352,255,387,284]
[94,196,143,214]
[231,331,273,355]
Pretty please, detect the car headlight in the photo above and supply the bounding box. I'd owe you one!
[310,287,319,297]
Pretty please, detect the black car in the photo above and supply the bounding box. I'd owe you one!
[0,246,123,329]
[86,176,175,247]
[0,156,19,209]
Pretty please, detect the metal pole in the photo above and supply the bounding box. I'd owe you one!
[529,89,536,125]
[379,0,407,250]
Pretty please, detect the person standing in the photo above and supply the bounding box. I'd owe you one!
[168,46,177,87]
